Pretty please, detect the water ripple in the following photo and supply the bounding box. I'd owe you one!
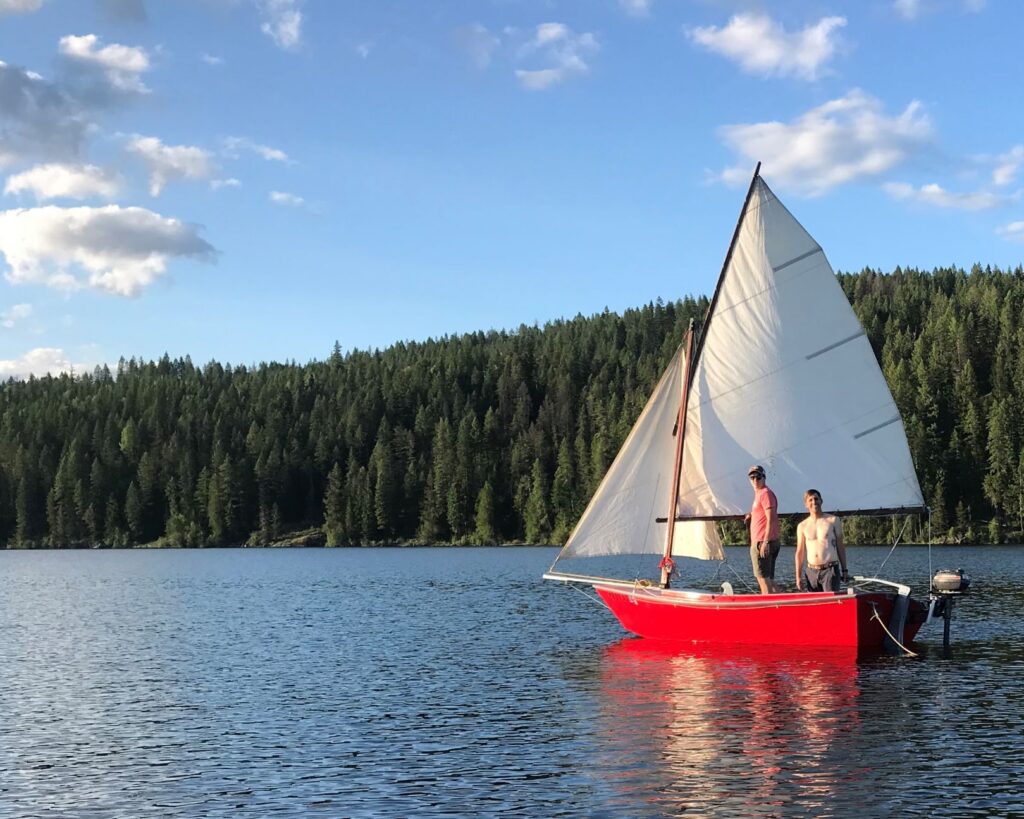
[0,545,1021,817]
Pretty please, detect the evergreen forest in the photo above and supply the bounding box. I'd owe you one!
[1,265,1023,549]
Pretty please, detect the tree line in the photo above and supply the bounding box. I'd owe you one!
[1,265,1022,549]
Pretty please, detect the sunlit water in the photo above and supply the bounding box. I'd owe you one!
[0,545,1020,817]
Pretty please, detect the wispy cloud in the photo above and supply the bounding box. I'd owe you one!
[0,204,216,297]
[1,303,32,328]
[201,53,225,66]
[455,23,500,69]
[515,23,599,90]
[127,135,214,196]
[687,13,846,81]
[211,177,241,191]
[269,191,303,206]
[97,0,147,23]
[998,221,1024,242]
[716,90,932,196]
[884,181,1012,210]
[223,136,291,163]
[992,145,1024,187]
[4,163,121,201]
[59,34,151,94]
[894,0,923,20]
[259,0,303,50]
[0,0,46,15]
[619,0,651,18]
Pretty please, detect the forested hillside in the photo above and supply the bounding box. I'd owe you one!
[1,265,1022,548]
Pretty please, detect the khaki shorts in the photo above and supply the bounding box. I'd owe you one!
[751,539,781,579]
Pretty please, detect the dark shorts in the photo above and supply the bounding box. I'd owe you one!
[750,539,781,579]
[804,562,841,592]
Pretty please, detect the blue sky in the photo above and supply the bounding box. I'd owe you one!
[0,0,1021,377]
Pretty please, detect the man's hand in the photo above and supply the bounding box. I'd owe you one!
[759,542,769,558]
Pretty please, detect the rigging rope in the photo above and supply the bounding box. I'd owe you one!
[568,581,609,610]
[875,515,912,575]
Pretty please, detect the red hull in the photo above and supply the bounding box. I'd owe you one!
[594,585,925,649]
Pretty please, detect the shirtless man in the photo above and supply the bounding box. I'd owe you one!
[795,489,849,592]
[744,465,780,594]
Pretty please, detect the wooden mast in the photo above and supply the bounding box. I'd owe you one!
[659,319,695,588]
[660,163,760,587]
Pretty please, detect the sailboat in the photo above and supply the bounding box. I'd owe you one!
[544,164,929,651]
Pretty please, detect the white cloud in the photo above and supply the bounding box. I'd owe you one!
[259,0,303,50]
[883,181,1010,210]
[0,0,45,13]
[620,0,651,17]
[59,34,151,94]
[127,135,214,196]
[998,221,1024,242]
[0,204,216,297]
[269,191,303,206]
[455,24,500,69]
[201,53,225,66]
[211,177,241,190]
[515,23,598,90]
[716,90,932,196]
[0,347,74,379]
[1,303,32,328]
[355,42,373,60]
[993,145,1024,187]
[222,136,291,163]
[0,63,89,167]
[5,163,120,201]
[687,13,846,81]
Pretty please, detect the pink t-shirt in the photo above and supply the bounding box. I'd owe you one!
[750,486,779,545]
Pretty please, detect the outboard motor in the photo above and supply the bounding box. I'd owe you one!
[928,568,971,648]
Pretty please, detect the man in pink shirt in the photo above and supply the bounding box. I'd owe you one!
[744,464,780,594]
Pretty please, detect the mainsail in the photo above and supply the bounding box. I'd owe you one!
[676,177,924,519]
[555,170,923,564]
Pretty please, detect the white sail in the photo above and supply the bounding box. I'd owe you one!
[558,348,685,558]
[557,345,726,560]
[676,177,924,517]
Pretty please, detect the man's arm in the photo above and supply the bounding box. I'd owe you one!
[762,492,779,557]
[795,522,806,590]
[835,517,848,581]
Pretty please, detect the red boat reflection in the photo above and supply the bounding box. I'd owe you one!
[594,638,867,815]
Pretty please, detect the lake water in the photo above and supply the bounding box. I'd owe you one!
[0,545,1020,817]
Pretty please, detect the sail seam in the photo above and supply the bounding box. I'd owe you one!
[806,330,866,360]
[678,399,905,500]
[773,248,821,274]
[853,415,900,439]
[691,329,865,411]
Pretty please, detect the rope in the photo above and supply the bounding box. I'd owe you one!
[875,515,912,574]
[868,601,918,657]
[569,582,609,610]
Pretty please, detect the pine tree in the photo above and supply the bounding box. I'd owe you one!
[524,461,551,544]
[473,481,498,545]
[324,462,345,546]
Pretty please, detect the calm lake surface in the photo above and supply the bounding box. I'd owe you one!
[0,545,1021,817]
